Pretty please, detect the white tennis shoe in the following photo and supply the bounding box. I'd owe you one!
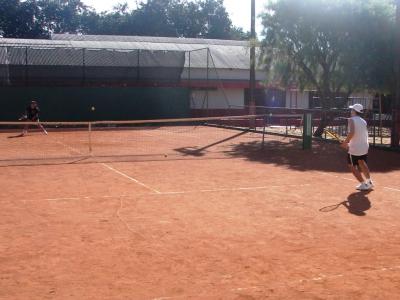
[366,179,374,189]
[356,182,370,191]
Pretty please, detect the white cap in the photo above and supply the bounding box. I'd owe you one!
[349,103,363,113]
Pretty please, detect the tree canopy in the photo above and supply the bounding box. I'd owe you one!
[0,0,250,40]
[260,0,396,110]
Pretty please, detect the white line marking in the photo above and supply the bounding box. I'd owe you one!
[232,265,400,293]
[157,184,311,195]
[46,197,83,201]
[101,163,161,194]
[42,195,126,202]
[231,286,258,292]
[319,172,400,193]
[115,197,146,239]
[152,297,186,300]
[342,177,356,182]
[26,184,310,202]
[384,187,400,193]
[52,137,86,156]
[152,264,400,299]
[319,172,357,182]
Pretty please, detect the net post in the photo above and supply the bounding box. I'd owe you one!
[303,113,312,150]
[261,116,266,148]
[88,122,92,154]
[285,118,288,136]
[206,48,210,117]
[379,94,383,141]
[373,111,376,146]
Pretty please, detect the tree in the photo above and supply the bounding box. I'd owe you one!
[0,0,89,38]
[0,0,248,40]
[0,0,19,37]
[0,0,45,38]
[260,0,396,136]
[197,0,232,39]
[80,0,248,39]
[39,0,88,34]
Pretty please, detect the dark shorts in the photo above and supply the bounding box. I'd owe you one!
[347,154,368,166]
[25,117,39,122]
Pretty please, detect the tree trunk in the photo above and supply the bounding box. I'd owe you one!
[313,110,334,137]
[313,93,335,137]
[314,92,331,137]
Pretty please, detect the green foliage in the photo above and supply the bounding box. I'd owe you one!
[260,0,396,108]
[0,0,248,40]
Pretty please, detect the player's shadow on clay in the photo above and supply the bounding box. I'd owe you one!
[319,191,371,216]
[7,134,25,139]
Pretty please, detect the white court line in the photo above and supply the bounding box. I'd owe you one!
[101,163,161,194]
[235,265,400,290]
[25,184,311,202]
[384,187,400,193]
[319,172,356,182]
[41,195,128,202]
[152,264,400,300]
[319,171,400,193]
[115,196,146,238]
[157,184,311,195]
[44,138,161,194]
[51,136,86,156]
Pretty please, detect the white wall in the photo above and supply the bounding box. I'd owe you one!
[285,91,309,109]
[282,90,375,110]
[190,88,244,109]
[349,92,374,110]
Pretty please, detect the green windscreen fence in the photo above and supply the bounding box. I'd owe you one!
[0,46,185,86]
[0,87,190,121]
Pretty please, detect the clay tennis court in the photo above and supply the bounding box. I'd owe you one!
[1,124,400,299]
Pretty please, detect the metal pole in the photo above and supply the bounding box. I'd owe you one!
[303,113,312,150]
[137,49,140,81]
[82,48,86,86]
[249,0,256,126]
[379,94,383,144]
[262,120,266,148]
[392,0,400,147]
[25,46,28,86]
[373,111,376,146]
[88,122,92,154]
[188,51,191,88]
[206,48,209,117]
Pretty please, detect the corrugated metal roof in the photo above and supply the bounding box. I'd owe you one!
[51,33,248,46]
[0,36,261,69]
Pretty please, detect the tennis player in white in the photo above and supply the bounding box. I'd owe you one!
[341,104,374,191]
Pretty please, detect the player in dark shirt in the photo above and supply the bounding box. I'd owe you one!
[20,100,48,136]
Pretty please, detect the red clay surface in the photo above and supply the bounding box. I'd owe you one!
[1,128,400,300]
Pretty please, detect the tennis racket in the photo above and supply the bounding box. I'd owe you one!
[18,115,27,121]
[324,128,343,142]
[319,201,346,212]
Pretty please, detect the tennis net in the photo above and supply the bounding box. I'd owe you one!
[0,115,273,166]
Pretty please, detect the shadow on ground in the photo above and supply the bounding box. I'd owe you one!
[319,191,372,216]
[344,191,372,216]
[224,138,400,173]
